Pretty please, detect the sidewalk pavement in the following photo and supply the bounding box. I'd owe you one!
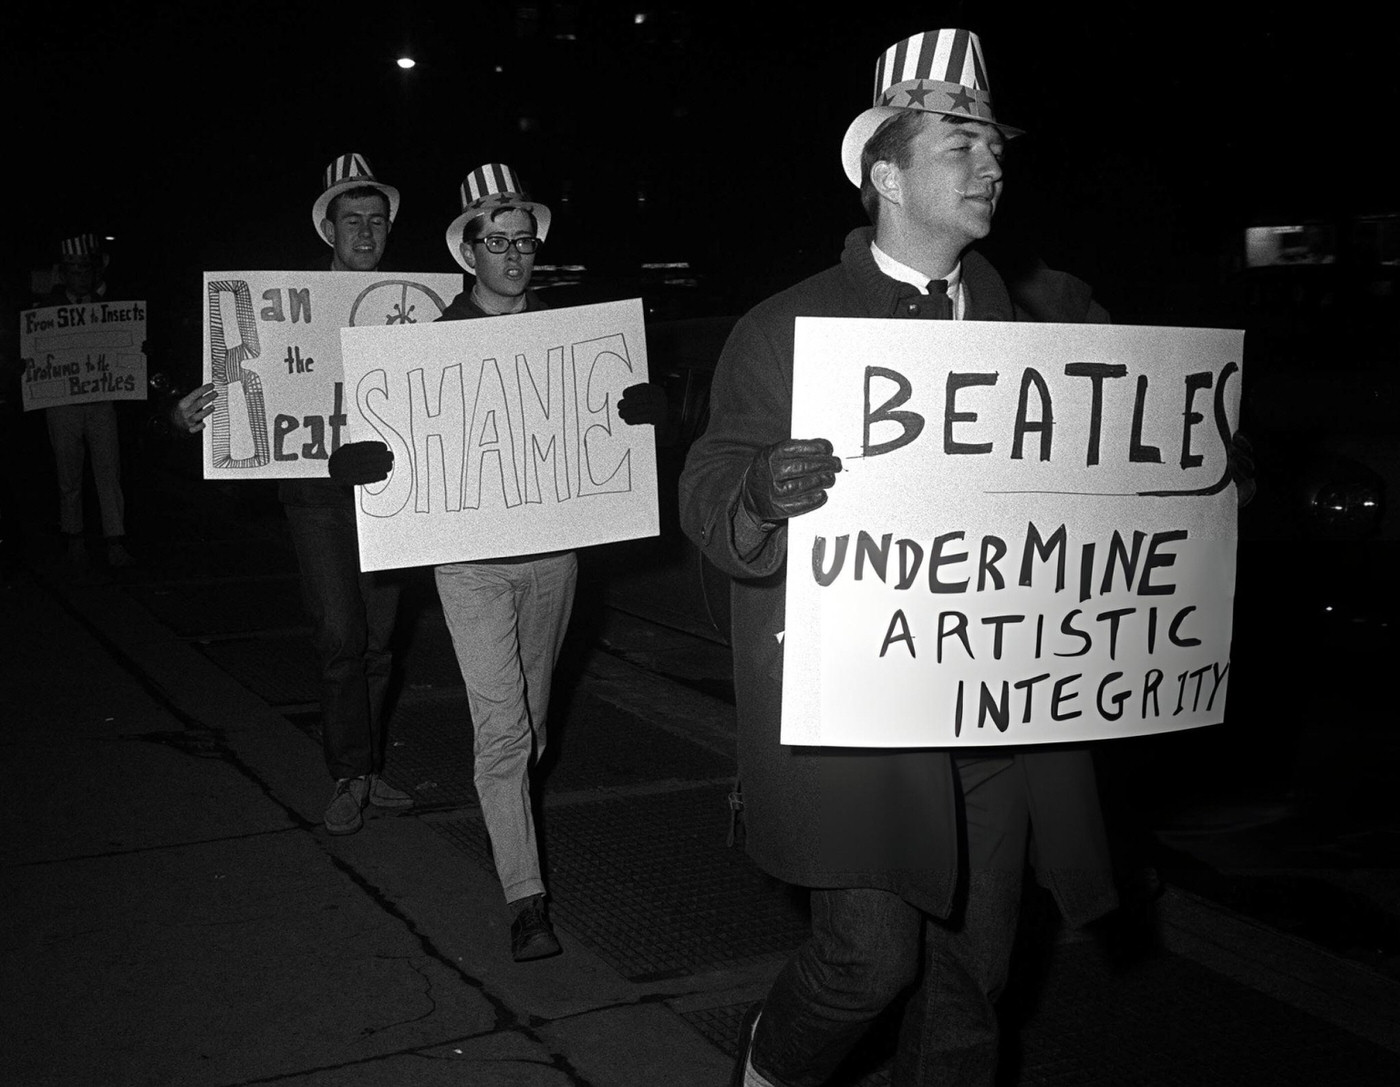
[4,464,1400,1086]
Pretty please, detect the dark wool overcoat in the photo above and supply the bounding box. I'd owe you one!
[679,227,1119,926]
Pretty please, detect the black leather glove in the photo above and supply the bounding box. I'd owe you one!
[740,438,842,522]
[617,382,667,426]
[328,440,393,485]
[1229,431,1256,508]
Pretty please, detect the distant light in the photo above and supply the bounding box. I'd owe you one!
[396,57,416,69]
[635,12,648,22]
[494,65,504,73]
[104,235,116,242]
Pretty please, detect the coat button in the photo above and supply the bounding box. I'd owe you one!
[906,302,920,316]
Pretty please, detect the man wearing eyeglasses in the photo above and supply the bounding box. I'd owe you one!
[333,163,665,962]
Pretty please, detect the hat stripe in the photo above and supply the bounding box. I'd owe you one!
[945,29,970,87]
[889,36,912,89]
[912,32,937,81]
[970,36,988,89]
[926,30,955,86]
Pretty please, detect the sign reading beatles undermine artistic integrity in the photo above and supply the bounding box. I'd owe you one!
[781,320,1245,748]
[339,298,659,571]
[19,301,148,411]
[201,272,462,478]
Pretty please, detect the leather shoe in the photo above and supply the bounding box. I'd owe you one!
[367,773,413,808]
[324,776,369,835]
[510,896,562,961]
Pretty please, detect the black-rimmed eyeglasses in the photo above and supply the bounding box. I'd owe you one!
[474,235,540,254]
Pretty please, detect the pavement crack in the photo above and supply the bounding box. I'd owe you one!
[4,824,305,868]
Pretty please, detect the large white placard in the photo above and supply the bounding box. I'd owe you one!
[782,320,1244,748]
[201,271,462,478]
[340,298,659,571]
[19,301,148,410]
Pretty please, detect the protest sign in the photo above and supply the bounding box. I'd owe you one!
[19,301,147,411]
[781,320,1244,748]
[201,271,462,478]
[340,298,658,571]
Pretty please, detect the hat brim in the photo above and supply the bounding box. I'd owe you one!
[840,106,1024,187]
[445,201,552,274]
[312,181,401,244]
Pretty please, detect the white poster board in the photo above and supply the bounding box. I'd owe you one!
[781,320,1244,748]
[19,301,147,410]
[201,271,461,478]
[341,298,659,571]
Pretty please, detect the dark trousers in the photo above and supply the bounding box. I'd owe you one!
[752,755,1028,1087]
[285,503,401,781]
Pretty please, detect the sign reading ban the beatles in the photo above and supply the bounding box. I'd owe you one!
[781,320,1244,748]
[201,271,462,478]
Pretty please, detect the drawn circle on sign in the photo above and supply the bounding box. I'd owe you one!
[349,280,450,326]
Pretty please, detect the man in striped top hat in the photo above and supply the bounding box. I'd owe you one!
[681,29,1119,1086]
[330,162,666,961]
[174,152,414,837]
[42,232,135,569]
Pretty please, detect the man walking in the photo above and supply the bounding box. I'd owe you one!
[680,30,1119,1085]
[176,153,414,835]
[332,163,665,960]
[41,234,135,569]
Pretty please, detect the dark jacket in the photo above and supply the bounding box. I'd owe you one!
[678,227,1118,924]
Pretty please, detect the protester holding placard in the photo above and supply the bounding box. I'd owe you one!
[680,30,1123,1085]
[176,154,415,836]
[331,164,665,962]
[38,234,135,569]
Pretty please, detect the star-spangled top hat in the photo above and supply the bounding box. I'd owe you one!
[444,164,552,274]
[840,29,1023,187]
[311,152,401,243]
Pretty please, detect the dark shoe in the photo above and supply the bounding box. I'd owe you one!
[104,539,135,568]
[510,896,562,961]
[731,1001,764,1087]
[367,772,413,808]
[324,776,369,835]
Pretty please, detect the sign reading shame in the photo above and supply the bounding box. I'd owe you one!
[782,320,1245,748]
[201,271,461,478]
[19,301,148,410]
[340,298,659,571]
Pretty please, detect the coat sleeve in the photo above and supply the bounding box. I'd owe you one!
[678,311,793,580]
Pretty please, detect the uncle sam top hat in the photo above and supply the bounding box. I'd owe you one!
[311,152,401,242]
[445,163,552,274]
[58,233,108,266]
[841,28,1023,186]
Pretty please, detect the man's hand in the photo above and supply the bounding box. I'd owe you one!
[172,383,217,434]
[328,441,393,485]
[617,383,667,426]
[741,438,842,522]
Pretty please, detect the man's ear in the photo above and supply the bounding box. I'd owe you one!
[869,161,903,208]
[459,242,477,272]
[320,219,336,246]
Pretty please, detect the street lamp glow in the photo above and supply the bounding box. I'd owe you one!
[396,56,416,69]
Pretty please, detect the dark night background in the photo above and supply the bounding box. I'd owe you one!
[4,4,1400,1047]
[6,3,1398,335]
